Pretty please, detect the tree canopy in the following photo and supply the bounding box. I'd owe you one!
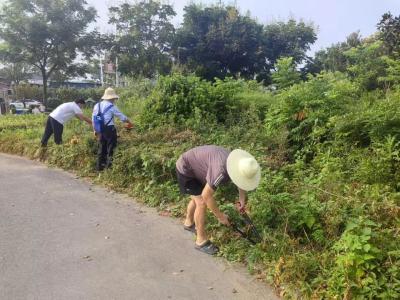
[173,5,265,80]
[1,1,398,95]
[109,0,176,78]
[174,4,316,82]
[0,0,97,103]
[272,57,301,89]
[378,12,400,57]
[304,32,362,75]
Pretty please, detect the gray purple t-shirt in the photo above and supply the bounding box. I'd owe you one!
[176,145,231,190]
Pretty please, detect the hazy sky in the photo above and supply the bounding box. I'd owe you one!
[88,0,400,54]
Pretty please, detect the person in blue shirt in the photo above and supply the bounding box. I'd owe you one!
[92,87,133,171]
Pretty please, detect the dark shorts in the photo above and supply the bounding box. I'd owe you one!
[176,169,205,196]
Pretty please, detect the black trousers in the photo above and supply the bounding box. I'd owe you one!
[41,116,64,146]
[96,126,117,171]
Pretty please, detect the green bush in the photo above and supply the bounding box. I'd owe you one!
[326,217,400,299]
[138,74,245,129]
[332,90,400,146]
[46,98,63,110]
[14,84,43,100]
[54,87,104,103]
[265,72,359,160]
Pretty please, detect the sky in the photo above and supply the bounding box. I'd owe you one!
[88,0,400,54]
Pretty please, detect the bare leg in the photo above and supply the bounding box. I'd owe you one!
[193,196,208,245]
[184,197,196,227]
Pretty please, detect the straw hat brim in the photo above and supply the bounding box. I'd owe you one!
[101,94,119,100]
[227,149,261,191]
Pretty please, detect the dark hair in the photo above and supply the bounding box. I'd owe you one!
[75,98,86,105]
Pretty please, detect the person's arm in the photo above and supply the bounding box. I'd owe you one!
[113,106,132,124]
[72,103,92,125]
[76,113,92,125]
[237,188,246,213]
[201,184,230,225]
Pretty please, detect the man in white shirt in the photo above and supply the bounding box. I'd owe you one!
[41,98,92,146]
[93,87,133,171]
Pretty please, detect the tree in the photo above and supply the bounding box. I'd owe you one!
[272,57,301,89]
[85,58,102,83]
[304,32,362,75]
[378,55,400,90]
[0,63,32,85]
[377,12,400,56]
[175,5,316,83]
[174,4,265,80]
[263,19,317,67]
[108,0,176,78]
[345,40,387,91]
[0,43,34,85]
[0,0,97,105]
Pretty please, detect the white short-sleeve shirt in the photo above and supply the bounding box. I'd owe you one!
[49,102,83,124]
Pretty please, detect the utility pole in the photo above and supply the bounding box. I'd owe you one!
[114,23,119,87]
[100,56,104,87]
[115,56,119,87]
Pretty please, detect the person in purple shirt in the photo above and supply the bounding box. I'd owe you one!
[176,145,261,255]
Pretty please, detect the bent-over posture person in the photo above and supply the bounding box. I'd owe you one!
[176,145,261,255]
[93,87,133,171]
[41,98,92,146]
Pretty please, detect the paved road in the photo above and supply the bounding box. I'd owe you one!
[0,154,278,300]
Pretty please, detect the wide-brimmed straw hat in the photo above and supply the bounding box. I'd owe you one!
[101,87,119,100]
[227,149,261,191]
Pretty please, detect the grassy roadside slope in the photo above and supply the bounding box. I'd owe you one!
[1,74,399,299]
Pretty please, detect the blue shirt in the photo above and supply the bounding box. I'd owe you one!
[92,100,128,126]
